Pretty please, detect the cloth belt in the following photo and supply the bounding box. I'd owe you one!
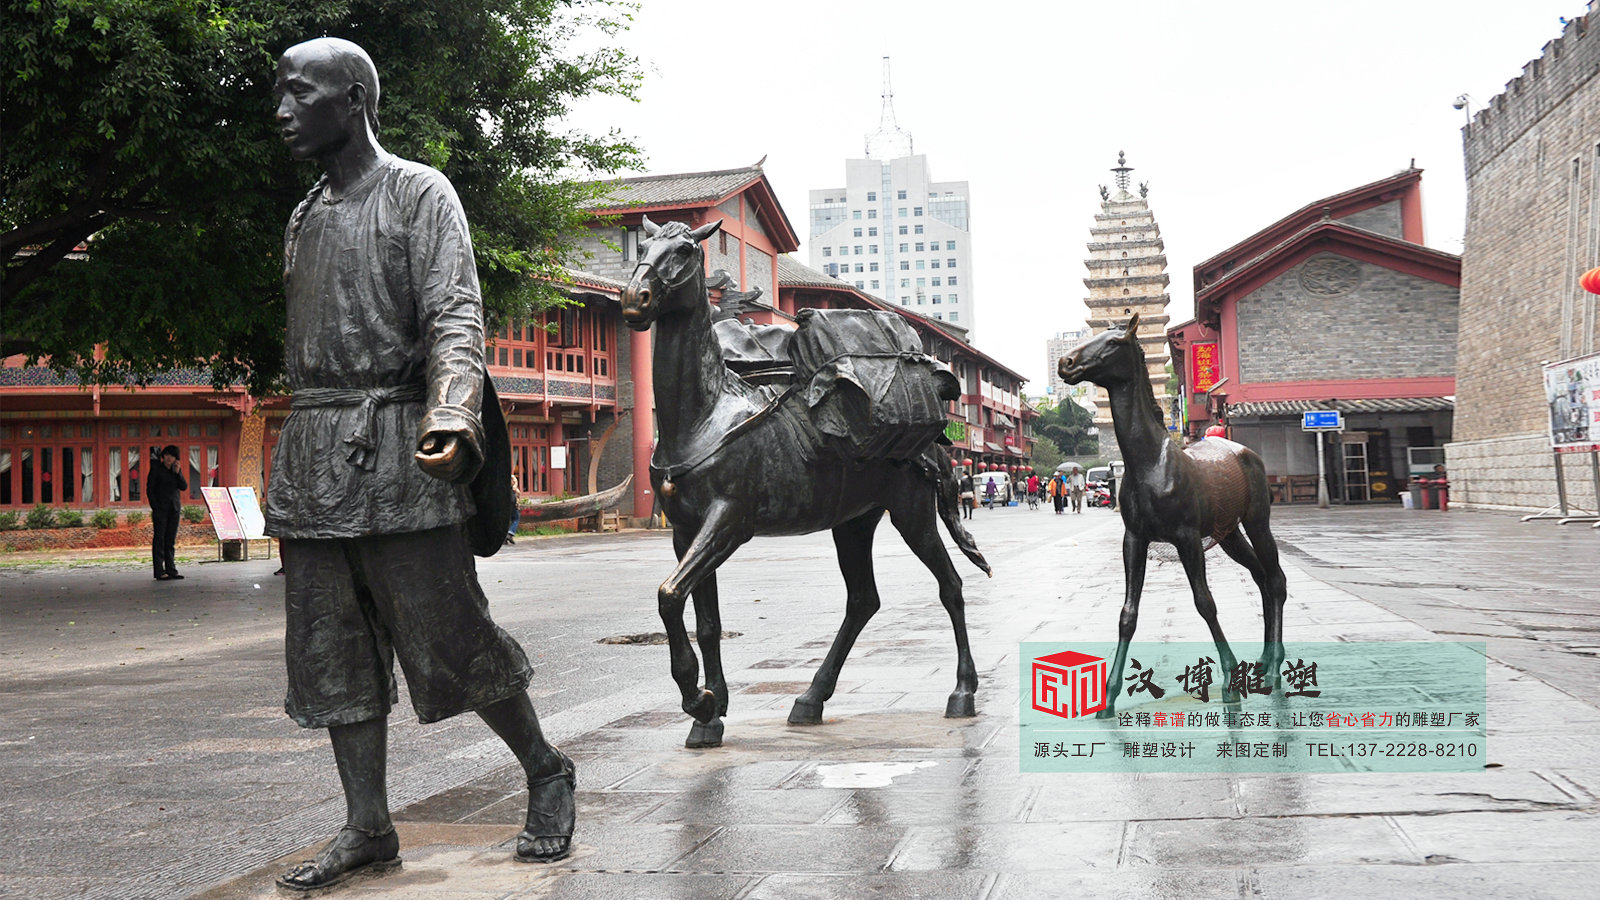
[291,384,427,471]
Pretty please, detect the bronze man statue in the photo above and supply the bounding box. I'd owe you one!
[266,37,574,890]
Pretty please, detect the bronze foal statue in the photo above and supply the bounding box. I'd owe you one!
[1058,314,1288,717]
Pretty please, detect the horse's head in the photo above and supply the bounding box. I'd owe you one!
[621,216,723,331]
[1058,312,1144,386]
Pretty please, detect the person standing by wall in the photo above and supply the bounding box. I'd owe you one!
[147,445,187,580]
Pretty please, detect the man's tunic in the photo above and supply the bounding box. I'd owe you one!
[265,156,486,538]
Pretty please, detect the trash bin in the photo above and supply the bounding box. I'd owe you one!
[1406,483,1422,509]
[1419,478,1437,510]
[1436,479,1449,512]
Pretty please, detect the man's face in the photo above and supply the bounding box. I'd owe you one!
[274,47,355,161]
[162,453,178,467]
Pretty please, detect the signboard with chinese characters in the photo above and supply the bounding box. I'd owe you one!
[1543,352,1600,453]
[944,420,967,443]
[200,487,245,541]
[1019,642,1486,773]
[1190,342,1220,394]
[1301,410,1343,431]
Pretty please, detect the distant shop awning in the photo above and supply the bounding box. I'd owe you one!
[984,442,1006,453]
[1226,397,1454,417]
[992,413,1015,429]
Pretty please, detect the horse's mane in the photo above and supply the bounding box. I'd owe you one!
[653,221,695,240]
[1122,330,1167,432]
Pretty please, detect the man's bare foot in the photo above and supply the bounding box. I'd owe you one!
[277,824,399,891]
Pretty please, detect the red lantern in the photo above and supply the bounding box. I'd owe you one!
[977,462,988,471]
[962,458,973,467]
[1008,465,1017,473]
[1582,266,1600,295]
[951,458,960,467]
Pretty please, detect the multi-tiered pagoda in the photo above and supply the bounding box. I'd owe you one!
[1083,152,1172,459]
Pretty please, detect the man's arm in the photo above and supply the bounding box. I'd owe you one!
[408,170,486,484]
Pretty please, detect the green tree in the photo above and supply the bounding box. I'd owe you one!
[2,0,641,395]
[1034,397,1099,456]
[1028,432,1064,471]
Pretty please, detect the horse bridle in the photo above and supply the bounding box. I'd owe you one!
[630,240,702,295]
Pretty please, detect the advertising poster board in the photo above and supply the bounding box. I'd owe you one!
[228,486,268,539]
[201,487,246,541]
[1544,352,1600,453]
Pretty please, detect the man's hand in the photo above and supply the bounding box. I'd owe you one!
[415,431,473,482]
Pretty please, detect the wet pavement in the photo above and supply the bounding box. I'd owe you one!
[1,504,1597,899]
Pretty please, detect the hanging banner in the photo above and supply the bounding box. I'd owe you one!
[200,487,246,541]
[1543,352,1600,453]
[1190,342,1220,394]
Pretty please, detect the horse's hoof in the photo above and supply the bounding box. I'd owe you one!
[788,697,824,725]
[685,717,724,749]
[684,689,717,723]
[944,691,977,718]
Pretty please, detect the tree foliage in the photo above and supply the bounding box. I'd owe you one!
[2,0,641,394]
[1034,397,1100,457]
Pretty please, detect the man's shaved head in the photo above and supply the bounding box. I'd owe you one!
[280,37,381,132]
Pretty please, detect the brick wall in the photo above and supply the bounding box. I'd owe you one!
[1450,4,1599,509]
[746,246,774,298]
[573,228,634,283]
[706,235,742,287]
[1445,434,1598,511]
[1236,258,1459,383]
[1339,200,1403,238]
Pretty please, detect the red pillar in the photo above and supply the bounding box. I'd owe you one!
[630,327,654,519]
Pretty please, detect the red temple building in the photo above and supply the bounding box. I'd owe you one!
[2,163,1031,520]
[1167,168,1460,503]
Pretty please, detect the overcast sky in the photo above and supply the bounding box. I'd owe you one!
[562,0,1586,391]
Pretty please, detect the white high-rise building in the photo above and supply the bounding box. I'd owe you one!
[808,59,976,336]
[1045,328,1091,401]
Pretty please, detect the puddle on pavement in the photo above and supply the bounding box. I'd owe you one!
[815,760,939,788]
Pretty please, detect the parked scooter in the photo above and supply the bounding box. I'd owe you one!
[1087,485,1113,508]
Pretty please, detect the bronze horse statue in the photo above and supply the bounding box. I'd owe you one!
[621,216,991,748]
[1058,314,1287,716]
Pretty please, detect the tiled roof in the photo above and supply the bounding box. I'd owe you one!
[1227,397,1454,417]
[585,166,762,211]
[558,267,628,293]
[776,254,840,288]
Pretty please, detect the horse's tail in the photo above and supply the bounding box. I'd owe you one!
[930,445,992,577]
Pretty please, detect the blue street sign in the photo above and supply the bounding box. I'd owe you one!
[1302,410,1343,430]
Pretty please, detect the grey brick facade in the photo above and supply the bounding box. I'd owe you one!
[1339,200,1403,238]
[573,227,635,283]
[1449,5,1600,511]
[1236,257,1459,383]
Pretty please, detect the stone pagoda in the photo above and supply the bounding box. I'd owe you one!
[1083,152,1172,459]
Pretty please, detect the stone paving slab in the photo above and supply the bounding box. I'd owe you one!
[7,507,1599,899]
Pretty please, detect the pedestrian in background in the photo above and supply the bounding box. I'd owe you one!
[1070,469,1085,514]
[958,469,975,519]
[147,445,187,580]
[506,473,521,546]
[1051,473,1066,514]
